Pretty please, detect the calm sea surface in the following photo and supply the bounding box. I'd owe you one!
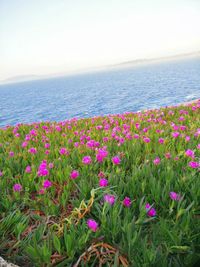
[0,57,200,127]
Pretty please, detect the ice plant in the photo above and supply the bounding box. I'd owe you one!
[25,165,32,173]
[59,147,68,155]
[99,178,108,187]
[123,197,131,207]
[143,137,151,143]
[145,203,156,217]
[70,170,79,179]
[104,194,116,205]
[112,156,121,165]
[188,161,199,169]
[43,179,52,188]
[153,157,161,165]
[169,191,181,201]
[158,138,165,144]
[9,151,14,157]
[185,149,195,158]
[82,156,92,165]
[172,132,180,138]
[87,219,98,232]
[13,183,22,192]
[28,147,37,154]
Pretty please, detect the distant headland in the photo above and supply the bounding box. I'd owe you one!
[1,51,200,85]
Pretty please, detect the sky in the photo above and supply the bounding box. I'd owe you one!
[0,0,200,81]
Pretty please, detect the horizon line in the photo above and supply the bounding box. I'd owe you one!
[1,50,200,85]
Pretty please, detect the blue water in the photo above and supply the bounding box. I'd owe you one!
[0,57,200,127]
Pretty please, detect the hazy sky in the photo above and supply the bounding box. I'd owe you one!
[0,0,200,81]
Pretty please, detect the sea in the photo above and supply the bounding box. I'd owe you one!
[0,57,200,127]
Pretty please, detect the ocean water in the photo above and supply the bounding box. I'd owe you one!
[0,57,200,127]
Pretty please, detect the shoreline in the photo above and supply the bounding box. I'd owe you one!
[0,99,199,129]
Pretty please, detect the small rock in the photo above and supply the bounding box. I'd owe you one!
[0,257,19,267]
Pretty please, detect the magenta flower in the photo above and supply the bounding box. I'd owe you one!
[13,183,22,192]
[143,137,151,143]
[49,163,54,169]
[153,157,161,165]
[112,156,121,165]
[98,171,105,178]
[28,147,37,154]
[185,149,195,158]
[45,143,50,148]
[82,156,92,165]
[104,194,116,205]
[158,138,164,144]
[145,203,156,217]
[172,132,180,138]
[43,179,52,188]
[96,149,108,163]
[185,136,190,142]
[169,192,181,201]
[70,170,79,179]
[39,188,45,195]
[87,219,98,232]
[9,151,14,157]
[165,152,171,159]
[0,171,3,177]
[99,178,108,187]
[123,197,131,207]
[25,165,32,173]
[22,141,28,148]
[37,161,49,177]
[59,147,68,155]
[188,161,199,169]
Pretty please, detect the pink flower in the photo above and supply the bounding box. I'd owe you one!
[188,161,199,169]
[143,137,151,143]
[185,136,190,142]
[165,152,171,159]
[185,149,195,158]
[87,219,98,232]
[0,171,3,177]
[22,141,28,148]
[9,151,14,157]
[172,132,180,138]
[39,188,45,195]
[112,156,121,165]
[99,178,108,187]
[49,163,54,169]
[96,149,108,162]
[123,197,131,207]
[82,156,92,165]
[45,143,50,148]
[145,203,156,217]
[98,171,105,178]
[28,147,37,154]
[104,194,116,205]
[37,161,49,176]
[59,147,68,155]
[169,191,181,201]
[180,125,186,131]
[197,144,200,150]
[13,183,22,192]
[25,165,31,173]
[70,170,79,179]
[158,138,164,144]
[153,157,161,165]
[43,179,52,188]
